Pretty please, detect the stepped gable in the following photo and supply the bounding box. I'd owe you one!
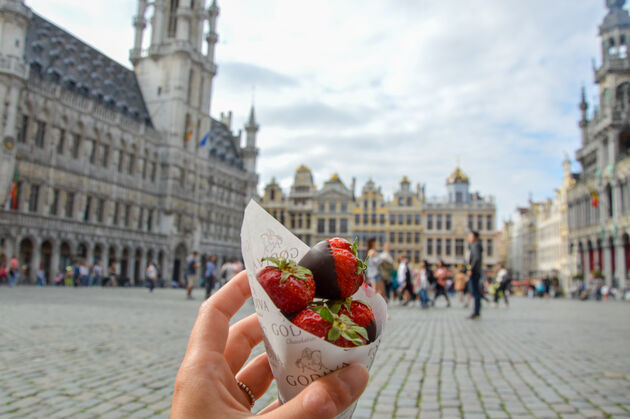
[24,13,152,126]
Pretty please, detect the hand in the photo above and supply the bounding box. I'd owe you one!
[171,270,369,419]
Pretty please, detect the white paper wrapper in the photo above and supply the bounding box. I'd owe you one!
[241,200,387,419]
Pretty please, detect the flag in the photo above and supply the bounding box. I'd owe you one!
[589,188,599,208]
[10,168,19,210]
[184,129,193,142]
[200,131,211,147]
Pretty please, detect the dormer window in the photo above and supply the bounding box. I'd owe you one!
[47,68,61,83]
[78,84,89,97]
[29,61,42,76]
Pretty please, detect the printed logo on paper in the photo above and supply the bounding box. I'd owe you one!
[261,229,283,253]
[295,348,324,373]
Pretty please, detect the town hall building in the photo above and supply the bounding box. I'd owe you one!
[0,0,259,284]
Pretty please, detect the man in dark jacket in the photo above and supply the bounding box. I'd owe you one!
[467,231,483,319]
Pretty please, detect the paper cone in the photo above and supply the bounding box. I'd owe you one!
[241,200,387,419]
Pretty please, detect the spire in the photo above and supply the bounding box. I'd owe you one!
[246,104,259,132]
[606,0,626,11]
[579,86,588,121]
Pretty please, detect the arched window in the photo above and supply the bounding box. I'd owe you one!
[606,183,613,218]
[616,82,630,111]
[619,130,630,156]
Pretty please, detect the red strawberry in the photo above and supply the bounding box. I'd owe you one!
[257,257,315,314]
[292,304,368,348]
[298,237,366,299]
[333,299,376,343]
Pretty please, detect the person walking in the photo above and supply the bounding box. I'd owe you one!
[493,263,511,307]
[398,256,414,306]
[91,261,103,287]
[366,239,384,298]
[64,266,74,287]
[8,255,18,287]
[220,259,237,286]
[36,264,46,286]
[0,261,7,285]
[184,251,199,300]
[378,242,395,302]
[417,260,432,308]
[104,261,118,287]
[79,261,89,287]
[146,261,158,293]
[467,231,483,320]
[454,265,468,303]
[434,260,451,307]
[204,255,217,299]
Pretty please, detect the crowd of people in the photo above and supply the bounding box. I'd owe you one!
[364,231,496,319]
[0,252,245,301]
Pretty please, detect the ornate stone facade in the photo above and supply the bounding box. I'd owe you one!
[567,0,630,290]
[504,159,572,289]
[260,166,497,268]
[0,0,258,284]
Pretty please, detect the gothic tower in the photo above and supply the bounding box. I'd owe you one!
[243,105,259,173]
[0,0,30,207]
[130,0,219,153]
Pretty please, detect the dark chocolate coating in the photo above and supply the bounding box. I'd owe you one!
[365,320,377,343]
[298,240,341,299]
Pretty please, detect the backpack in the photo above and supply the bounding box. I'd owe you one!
[378,258,394,282]
[427,268,436,285]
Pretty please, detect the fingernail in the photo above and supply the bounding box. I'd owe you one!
[336,364,368,398]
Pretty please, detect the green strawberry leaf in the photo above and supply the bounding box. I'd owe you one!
[328,326,341,342]
[330,301,342,314]
[343,297,352,312]
[339,314,354,324]
[351,239,368,275]
[319,306,335,323]
[354,299,369,307]
[261,256,283,266]
[351,325,368,340]
[280,271,290,283]
[340,330,363,345]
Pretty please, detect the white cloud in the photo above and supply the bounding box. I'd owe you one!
[25,0,608,223]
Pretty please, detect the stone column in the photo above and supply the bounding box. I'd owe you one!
[585,243,592,286]
[151,0,167,46]
[139,250,147,286]
[86,243,93,266]
[5,86,21,137]
[614,182,623,218]
[603,242,612,287]
[616,239,627,291]
[50,240,60,279]
[175,3,191,42]
[0,84,7,134]
[30,237,41,285]
[162,250,172,285]
[133,0,147,51]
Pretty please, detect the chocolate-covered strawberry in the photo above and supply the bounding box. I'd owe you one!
[331,299,376,343]
[257,257,315,314]
[292,304,368,347]
[298,238,366,299]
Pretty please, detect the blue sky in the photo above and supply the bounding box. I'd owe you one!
[26,0,607,223]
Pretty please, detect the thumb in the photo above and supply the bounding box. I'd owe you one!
[261,364,369,419]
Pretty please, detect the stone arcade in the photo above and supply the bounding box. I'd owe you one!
[0,0,259,284]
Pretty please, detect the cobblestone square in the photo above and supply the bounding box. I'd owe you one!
[1,288,629,418]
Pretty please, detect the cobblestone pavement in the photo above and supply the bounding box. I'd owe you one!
[1,287,629,419]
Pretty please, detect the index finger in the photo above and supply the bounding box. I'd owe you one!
[187,270,252,354]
